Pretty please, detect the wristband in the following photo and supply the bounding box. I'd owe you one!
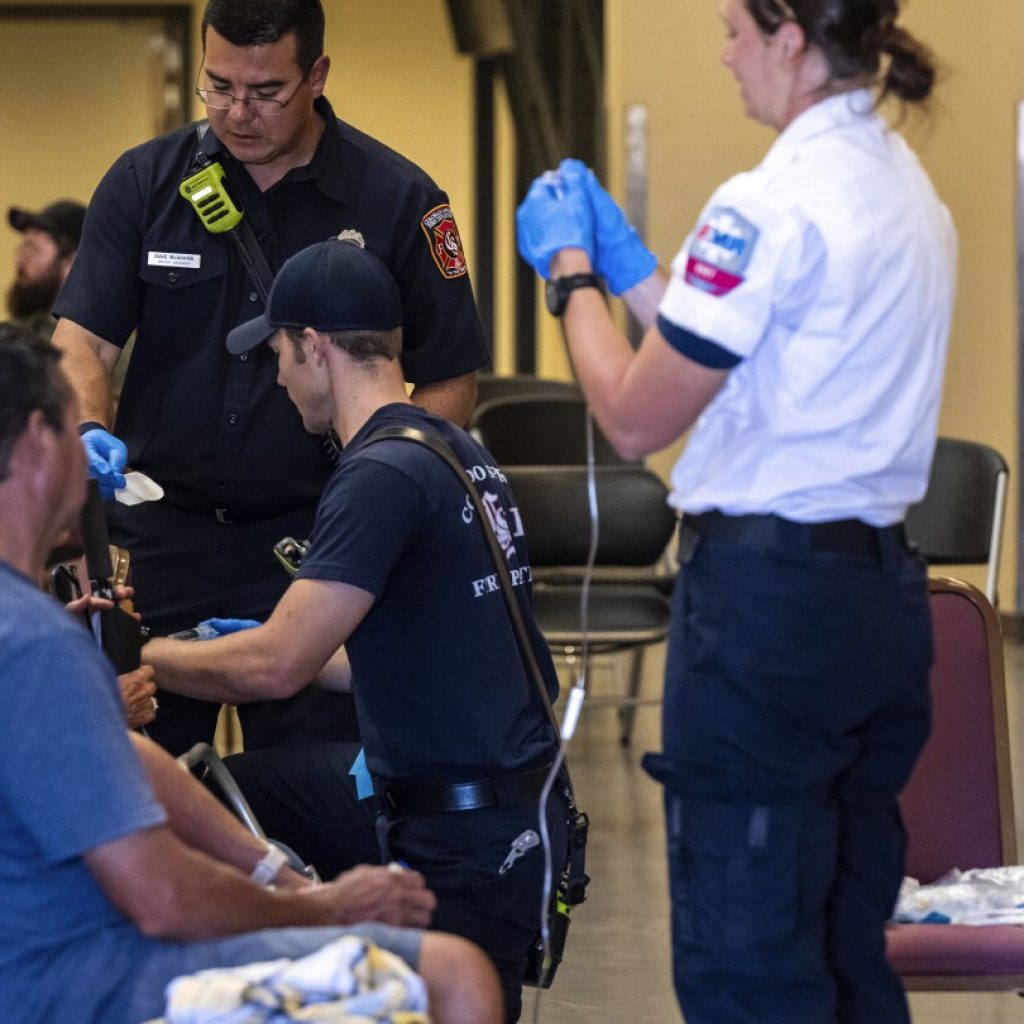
[78,421,109,436]
[250,842,289,887]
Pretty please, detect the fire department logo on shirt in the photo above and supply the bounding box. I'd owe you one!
[421,205,468,279]
[685,206,759,297]
[481,491,516,560]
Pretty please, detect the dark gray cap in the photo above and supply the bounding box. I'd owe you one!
[8,200,87,248]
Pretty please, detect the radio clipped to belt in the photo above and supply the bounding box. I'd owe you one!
[363,425,590,990]
[524,783,589,988]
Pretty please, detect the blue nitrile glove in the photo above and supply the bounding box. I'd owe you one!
[196,618,261,639]
[80,425,128,498]
[561,158,658,295]
[516,169,596,279]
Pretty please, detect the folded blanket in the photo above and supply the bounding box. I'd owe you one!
[160,935,429,1023]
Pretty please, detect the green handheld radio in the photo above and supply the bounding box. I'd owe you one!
[179,150,273,303]
[178,163,244,234]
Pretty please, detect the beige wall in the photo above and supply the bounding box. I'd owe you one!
[602,0,1023,604]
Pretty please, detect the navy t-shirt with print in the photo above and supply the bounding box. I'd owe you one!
[297,404,560,783]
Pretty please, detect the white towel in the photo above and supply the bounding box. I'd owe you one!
[160,935,429,1023]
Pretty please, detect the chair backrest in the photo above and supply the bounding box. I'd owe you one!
[474,373,581,408]
[904,437,1009,603]
[470,394,631,466]
[898,577,1015,884]
[505,464,677,568]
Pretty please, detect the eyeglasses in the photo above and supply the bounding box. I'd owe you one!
[195,70,307,116]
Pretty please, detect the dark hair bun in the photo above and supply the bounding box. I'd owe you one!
[881,24,936,103]
[746,0,938,106]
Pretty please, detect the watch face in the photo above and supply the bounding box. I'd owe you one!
[544,278,564,317]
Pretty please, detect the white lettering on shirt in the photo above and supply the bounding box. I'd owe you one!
[471,564,532,598]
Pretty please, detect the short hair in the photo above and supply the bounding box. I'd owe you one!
[285,326,403,365]
[745,0,936,105]
[201,0,325,74]
[0,324,69,482]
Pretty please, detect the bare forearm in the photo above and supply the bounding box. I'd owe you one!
[129,734,306,889]
[550,251,646,453]
[51,319,120,426]
[88,821,438,939]
[144,580,368,702]
[550,250,722,458]
[143,632,301,704]
[619,266,670,329]
[142,847,326,938]
[410,370,478,426]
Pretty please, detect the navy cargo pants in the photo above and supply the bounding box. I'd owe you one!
[644,516,932,1024]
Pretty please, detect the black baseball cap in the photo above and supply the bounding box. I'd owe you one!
[7,200,87,249]
[226,239,403,355]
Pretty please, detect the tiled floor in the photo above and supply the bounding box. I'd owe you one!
[522,642,1024,1024]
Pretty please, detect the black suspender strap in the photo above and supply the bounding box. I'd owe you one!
[363,424,590,987]
[230,223,275,306]
[361,425,563,742]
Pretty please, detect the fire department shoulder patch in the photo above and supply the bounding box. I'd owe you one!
[420,204,468,279]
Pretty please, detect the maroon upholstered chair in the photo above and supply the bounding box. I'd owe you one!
[886,576,1024,989]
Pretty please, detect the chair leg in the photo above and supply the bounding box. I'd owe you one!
[618,648,645,746]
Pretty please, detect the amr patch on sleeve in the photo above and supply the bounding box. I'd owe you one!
[685,206,760,297]
[421,204,468,279]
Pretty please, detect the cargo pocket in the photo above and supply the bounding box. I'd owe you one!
[645,751,802,953]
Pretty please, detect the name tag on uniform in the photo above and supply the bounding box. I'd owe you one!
[148,251,201,269]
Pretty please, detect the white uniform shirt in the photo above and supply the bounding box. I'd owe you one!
[658,90,957,526]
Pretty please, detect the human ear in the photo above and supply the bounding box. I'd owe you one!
[309,55,330,98]
[305,327,329,365]
[776,20,806,59]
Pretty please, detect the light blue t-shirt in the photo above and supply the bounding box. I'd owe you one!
[0,562,166,1022]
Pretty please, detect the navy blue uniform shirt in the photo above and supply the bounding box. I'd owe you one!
[56,97,490,510]
[298,404,560,782]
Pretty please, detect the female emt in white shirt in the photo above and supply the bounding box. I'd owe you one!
[516,1,955,1021]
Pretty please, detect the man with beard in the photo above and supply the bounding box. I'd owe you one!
[6,200,86,341]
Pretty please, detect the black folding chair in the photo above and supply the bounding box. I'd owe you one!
[904,437,1008,605]
[474,372,581,409]
[507,464,677,745]
[470,394,631,467]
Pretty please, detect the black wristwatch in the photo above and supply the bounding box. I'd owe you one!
[544,273,603,317]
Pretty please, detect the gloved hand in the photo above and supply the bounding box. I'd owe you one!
[80,427,128,498]
[516,169,595,279]
[196,617,261,639]
[561,158,658,295]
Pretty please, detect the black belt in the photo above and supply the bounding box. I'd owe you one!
[683,511,906,558]
[378,763,553,817]
[161,492,315,525]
